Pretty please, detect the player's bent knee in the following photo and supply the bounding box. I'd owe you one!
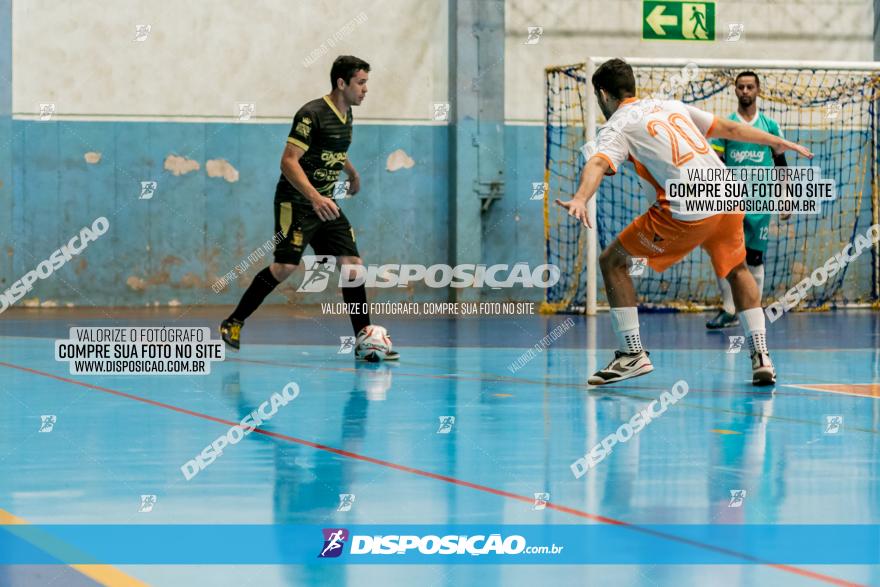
[724,262,749,283]
[598,246,628,272]
[270,262,298,281]
[339,256,363,266]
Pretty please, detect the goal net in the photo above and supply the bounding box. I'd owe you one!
[543,58,880,314]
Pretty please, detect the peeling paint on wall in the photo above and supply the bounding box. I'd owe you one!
[9,121,465,306]
[164,154,200,176]
[206,159,240,183]
[127,259,205,293]
[126,276,147,291]
[179,272,204,288]
[84,152,102,164]
[16,299,60,308]
[386,149,415,172]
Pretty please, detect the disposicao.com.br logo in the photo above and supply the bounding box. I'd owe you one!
[298,256,560,292]
[318,529,563,558]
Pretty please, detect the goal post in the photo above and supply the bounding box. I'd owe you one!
[543,57,880,315]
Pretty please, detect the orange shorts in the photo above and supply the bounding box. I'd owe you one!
[618,206,746,278]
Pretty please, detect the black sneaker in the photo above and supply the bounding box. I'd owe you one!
[219,318,243,350]
[706,310,739,329]
[588,350,653,386]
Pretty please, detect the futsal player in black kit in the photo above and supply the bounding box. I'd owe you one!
[220,55,398,361]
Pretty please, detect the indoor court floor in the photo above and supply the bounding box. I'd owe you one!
[0,308,878,586]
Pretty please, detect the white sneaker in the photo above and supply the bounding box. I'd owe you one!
[588,350,653,386]
[751,352,776,386]
[353,326,399,363]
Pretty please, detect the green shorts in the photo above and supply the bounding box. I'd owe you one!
[743,213,771,253]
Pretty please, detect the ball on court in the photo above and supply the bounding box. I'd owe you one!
[356,325,392,362]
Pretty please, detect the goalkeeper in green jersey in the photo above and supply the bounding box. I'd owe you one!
[707,71,788,329]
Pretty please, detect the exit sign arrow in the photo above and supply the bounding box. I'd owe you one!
[646,5,677,36]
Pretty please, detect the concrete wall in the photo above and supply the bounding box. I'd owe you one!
[13,0,448,121]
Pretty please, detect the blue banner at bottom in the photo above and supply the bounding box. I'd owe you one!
[0,524,877,565]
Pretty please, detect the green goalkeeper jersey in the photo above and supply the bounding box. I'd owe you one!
[710,110,783,168]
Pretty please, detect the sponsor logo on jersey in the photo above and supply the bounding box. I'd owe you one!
[321,151,348,166]
[295,121,311,137]
[314,168,343,182]
[730,149,766,164]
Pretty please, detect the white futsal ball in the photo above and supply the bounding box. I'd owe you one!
[355,325,392,362]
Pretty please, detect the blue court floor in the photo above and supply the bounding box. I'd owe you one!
[0,308,878,586]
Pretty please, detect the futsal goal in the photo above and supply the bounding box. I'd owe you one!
[543,57,880,315]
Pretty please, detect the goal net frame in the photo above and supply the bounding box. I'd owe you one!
[544,57,880,316]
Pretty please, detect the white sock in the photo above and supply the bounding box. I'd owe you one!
[718,277,735,314]
[611,307,643,354]
[739,307,768,354]
[748,264,765,300]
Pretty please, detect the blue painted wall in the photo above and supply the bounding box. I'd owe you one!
[6,120,547,308]
[7,117,875,309]
[0,0,12,288]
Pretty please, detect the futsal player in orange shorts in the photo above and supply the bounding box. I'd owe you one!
[555,59,812,386]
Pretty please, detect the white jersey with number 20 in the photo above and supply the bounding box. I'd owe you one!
[592,98,721,221]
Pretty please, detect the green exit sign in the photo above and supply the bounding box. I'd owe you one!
[643,1,715,41]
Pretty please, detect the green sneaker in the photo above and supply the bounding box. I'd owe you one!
[706,310,739,330]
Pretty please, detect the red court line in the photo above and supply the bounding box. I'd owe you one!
[0,360,865,587]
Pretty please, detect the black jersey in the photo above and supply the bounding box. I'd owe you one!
[275,96,353,202]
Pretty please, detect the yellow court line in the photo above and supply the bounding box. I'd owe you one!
[0,507,150,587]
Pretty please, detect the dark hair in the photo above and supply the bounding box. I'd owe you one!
[735,71,760,87]
[591,58,636,100]
[330,56,370,89]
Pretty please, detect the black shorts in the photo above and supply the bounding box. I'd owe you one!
[273,199,360,265]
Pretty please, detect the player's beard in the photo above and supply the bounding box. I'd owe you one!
[738,96,754,109]
[597,97,613,121]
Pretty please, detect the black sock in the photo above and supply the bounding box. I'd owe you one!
[342,284,371,335]
[229,267,280,322]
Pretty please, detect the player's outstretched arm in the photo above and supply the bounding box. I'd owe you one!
[281,144,341,221]
[554,155,611,228]
[711,118,813,159]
